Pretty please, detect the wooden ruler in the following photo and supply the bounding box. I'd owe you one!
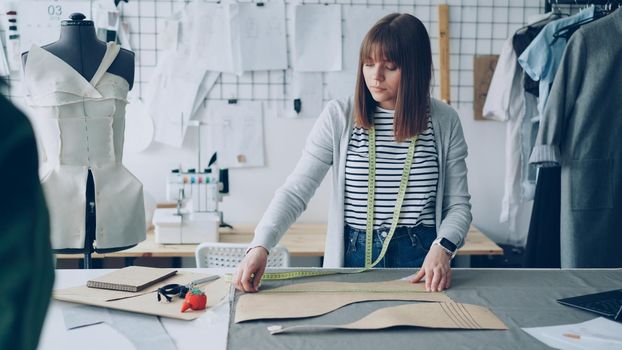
[438,4,450,104]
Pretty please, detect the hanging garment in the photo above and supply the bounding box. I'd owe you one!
[517,6,595,120]
[482,36,537,241]
[523,167,561,268]
[24,42,146,250]
[529,8,622,268]
[512,12,561,97]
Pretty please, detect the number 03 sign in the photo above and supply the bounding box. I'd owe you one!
[15,1,93,53]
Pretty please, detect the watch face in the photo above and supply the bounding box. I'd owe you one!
[440,238,457,252]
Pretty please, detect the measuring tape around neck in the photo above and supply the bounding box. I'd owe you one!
[364,127,417,268]
[226,127,417,282]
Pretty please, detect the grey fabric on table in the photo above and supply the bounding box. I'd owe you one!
[62,304,110,330]
[227,268,622,350]
[61,304,177,350]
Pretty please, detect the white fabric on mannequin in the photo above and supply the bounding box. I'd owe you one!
[24,42,146,250]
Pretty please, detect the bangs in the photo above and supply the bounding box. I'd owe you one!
[354,13,432,140]
[360,25,402,66]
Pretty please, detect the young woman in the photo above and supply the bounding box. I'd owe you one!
[233,13,471,293]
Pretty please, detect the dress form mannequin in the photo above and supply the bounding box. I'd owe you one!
[22,13,143,268]
[22,13,134,89]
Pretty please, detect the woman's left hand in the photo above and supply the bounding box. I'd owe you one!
[407,245,452,292]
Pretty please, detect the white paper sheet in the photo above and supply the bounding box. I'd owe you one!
[93,0,119,31]
[276,71,323,119]
[183,2,243,75]
[523,317,622,350]
[158,16,180,51]
[146,51,219,147]
[293,4,342,72]
[205,101,264,168]
[238,1,287,71]
[325,7,392,99]
[17,1,92,53]
[192,71,221,117]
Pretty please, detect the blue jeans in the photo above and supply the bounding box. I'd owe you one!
[344,225,437,268]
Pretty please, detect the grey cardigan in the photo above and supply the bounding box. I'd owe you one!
[249,97,472,267]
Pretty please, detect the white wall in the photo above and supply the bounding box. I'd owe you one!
[123,103,333,226]
[124,101,531,247]
[3,0,540,247]
[118,0,541,247]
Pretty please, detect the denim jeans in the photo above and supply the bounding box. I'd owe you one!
[343,225,437,268]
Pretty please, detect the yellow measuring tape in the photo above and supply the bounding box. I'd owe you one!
[226,128,417,283]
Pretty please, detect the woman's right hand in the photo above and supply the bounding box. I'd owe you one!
[232,246,268,293]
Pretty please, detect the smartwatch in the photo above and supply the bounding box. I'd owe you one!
[432,237,458,259]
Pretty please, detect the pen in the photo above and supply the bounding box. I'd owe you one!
[563,332,622,345]
[188,275,220,288]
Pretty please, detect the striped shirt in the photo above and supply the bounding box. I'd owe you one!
[344,107,438,230]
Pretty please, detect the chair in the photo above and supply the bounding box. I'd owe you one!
[194,242,290,268]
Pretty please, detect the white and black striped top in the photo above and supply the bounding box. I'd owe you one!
[344,107,438,230]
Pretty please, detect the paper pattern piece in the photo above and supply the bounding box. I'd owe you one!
[207,101,264,168]
[54,272,227,321]
[238,1,287,71]
[325,7,391,99]
[260,279,432,293]
[523,317,622,350]
[268,303,508,334]
[293,4,342,72]
[146,51,220,147]
[235,280,452,323]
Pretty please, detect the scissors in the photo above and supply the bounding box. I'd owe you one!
[105,275,220,302]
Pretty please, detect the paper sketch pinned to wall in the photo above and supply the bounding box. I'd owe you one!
[293,4,342,72]
[207,101,265,168]
[93,0,119,32]
[146,3,226,147]
[146,51,220,147]
[325,7,391,99]
[16,1,92,54]
[238,0,287,71]
[276,71,323,119]
[184,2,243,75]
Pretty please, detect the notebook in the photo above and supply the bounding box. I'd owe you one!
[87,266,178,292]
[557,289,622,322]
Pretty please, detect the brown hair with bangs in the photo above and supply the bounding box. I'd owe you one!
[354,13,432,142]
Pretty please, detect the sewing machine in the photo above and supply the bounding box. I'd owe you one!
[153,168,225,244]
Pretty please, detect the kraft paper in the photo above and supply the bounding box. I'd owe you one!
[268,303,508,334]
[54,272,228,321]
[235,280,451,323]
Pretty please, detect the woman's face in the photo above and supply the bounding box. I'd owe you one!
[362,55,401,110]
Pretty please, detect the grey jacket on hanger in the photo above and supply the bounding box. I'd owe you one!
[529,8,622,268]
